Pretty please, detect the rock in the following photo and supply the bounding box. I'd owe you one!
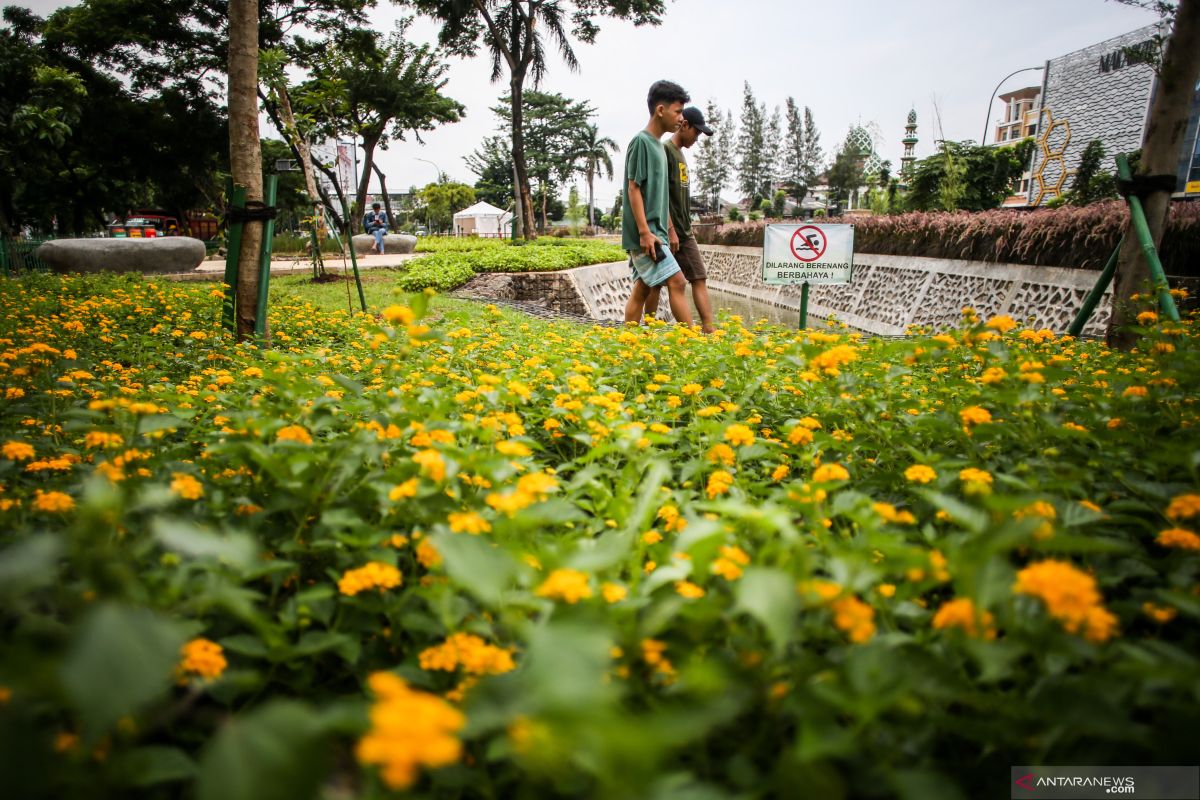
[351,234,417,255]
[39,238,207,275]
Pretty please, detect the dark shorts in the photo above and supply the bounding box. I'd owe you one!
[675,235,707,282]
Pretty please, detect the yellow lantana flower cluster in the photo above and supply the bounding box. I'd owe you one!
[418,633,515,675]
[338,562,403,596]
[1013,560,1117,643]
[356,672,464,790]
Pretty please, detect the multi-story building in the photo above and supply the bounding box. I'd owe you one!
[1024,22,1200,205]
[990,86,1041,206]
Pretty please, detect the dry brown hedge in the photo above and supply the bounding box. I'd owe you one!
[693,201,1200,276]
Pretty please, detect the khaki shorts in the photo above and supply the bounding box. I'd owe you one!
[675,235,707,282]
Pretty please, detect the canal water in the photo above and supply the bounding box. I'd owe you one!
[699,287,803,328]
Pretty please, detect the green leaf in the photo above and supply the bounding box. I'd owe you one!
[153,518,258,569]
[917,490,988,533]
[196,701,328,800]
[60,603,187,737]
[735,568,797,654]
[431,531,517,607]
[0,533,62,593]
[113,746,197,787]
[521,622,616,712]
[567,529,634,571]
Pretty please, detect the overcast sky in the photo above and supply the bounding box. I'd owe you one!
[17,0,1162,209]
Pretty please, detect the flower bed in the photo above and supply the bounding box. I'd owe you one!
[401,238,628,292]
[695,201,1200,275]
[1,272,1198,798]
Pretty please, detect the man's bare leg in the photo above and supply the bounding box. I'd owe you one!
[643,286,663,321]
[624,279,652,323]
[664,272,693,326]
[691,279,716,333]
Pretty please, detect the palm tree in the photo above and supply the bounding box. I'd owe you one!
[576,123,618,228]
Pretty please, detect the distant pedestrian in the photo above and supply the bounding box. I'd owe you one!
[644,106,716,333]
[621,80,694,326]
[364,203,388,254]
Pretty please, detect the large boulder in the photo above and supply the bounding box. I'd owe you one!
[39,238,207,275]
[351,233,417,255]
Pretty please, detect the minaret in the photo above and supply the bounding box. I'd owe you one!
[900,109,918,187]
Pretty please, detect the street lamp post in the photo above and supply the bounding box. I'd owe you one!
[414,158,443,233]
[982,66,1044,146]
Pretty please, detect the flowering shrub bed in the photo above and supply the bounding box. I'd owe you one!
[695,201,1200,275]
[1,272,1199,798]
[401,238,627,292]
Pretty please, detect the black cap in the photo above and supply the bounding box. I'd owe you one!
[682,107,714,135]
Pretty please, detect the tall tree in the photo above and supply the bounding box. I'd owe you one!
[228,0,265,341]
[904,139,1034,212]
[764,104,782,198]
[782,97,807,202]
[295,22,464,228]
[800,106,823,187]
[692,99,725,210]
[1108,0,1200,347]
[465,134,516,208]
[575,122,618,227]
[826,135,865,212]
[406,0,665,239]
[736,82,770,205]
[418,180,475,232]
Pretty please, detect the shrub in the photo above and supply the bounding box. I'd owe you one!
[397,240,628,291]
[693,201,1200,275]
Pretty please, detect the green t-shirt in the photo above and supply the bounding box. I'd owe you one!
[621,130,669,251]
[664,140,692,239]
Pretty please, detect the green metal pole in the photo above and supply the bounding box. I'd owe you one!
[1067,237,1123,338]
[222,181,247,334]
[799,281,809,329]
[340,200,367,313]
[254,175,278,339]
[1,240,10,278]
[1115,154,1180,322]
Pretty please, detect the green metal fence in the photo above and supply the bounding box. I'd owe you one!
[0,239,52,277]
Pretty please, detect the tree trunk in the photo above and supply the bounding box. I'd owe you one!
[355,133,381,226]
[228,0,264,341]
[271,81,326,244]
[511,159,523,239]
[371,162,395,228]
[587,165,595,228]
[510,75,536,239]
[1107,0,1200,348]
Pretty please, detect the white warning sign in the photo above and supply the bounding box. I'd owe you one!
[762,223,854,284]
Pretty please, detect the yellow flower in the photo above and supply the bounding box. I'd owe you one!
[601,582,627,603]
[1013,560,1117,642]
[178,638,227,680]
[33,490,74,513]
[495,440,531,457]
[873,502,917,525]
[535,569,592,603]
[389,479,419,501]
[83,431,124,449]
[1156,528,1200,550]
[416,540,442,568]
[1166,494,1200,521]
[959,406,992,426]
[170,473,203,501]
[985,315,1017,333]
[706,470,734,499]
[356,672,464,790]
[1136,310,1158,325]
[413,449,446,482]
[241,366,263,378]
[931,597,996,639]
[830,595,875,643]
[787,427,814,446]
[706,443,736,466]
[723,424,755,447]
[381,305,415,326]
[675,580,706,599]
[2,441,35,461]
[1142,602,1177,624]
[1015,500,1056,539]
[904,464,937,484]
[812,463,849,483]
[641,530,663,545]
[419,633,515,675]
[448,511,491,535]
[681,383,703,396]
[958,467,993,494]
[338,562,403,596]
[877,583,896,598]
[276,425,313,445]
[771,464,790,482]
[1123,386,1148,398]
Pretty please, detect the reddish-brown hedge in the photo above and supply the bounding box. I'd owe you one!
[693,201,1200,275]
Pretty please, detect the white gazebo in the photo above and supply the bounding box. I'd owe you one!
[453,201,513,237]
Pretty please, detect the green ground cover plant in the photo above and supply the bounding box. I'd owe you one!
[399,238,627,292]
[0,272,1198,799]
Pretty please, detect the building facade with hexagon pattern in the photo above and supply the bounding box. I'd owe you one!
[1024,22,1200,206]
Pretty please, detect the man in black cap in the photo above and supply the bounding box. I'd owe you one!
[645,105,716,332]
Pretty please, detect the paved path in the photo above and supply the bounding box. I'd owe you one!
[162,252,419,281]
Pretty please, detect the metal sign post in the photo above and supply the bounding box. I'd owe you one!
[762,223,855,329]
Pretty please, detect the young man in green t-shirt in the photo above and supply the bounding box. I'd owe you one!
[645,106,716,333]
[621,80,693,326]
